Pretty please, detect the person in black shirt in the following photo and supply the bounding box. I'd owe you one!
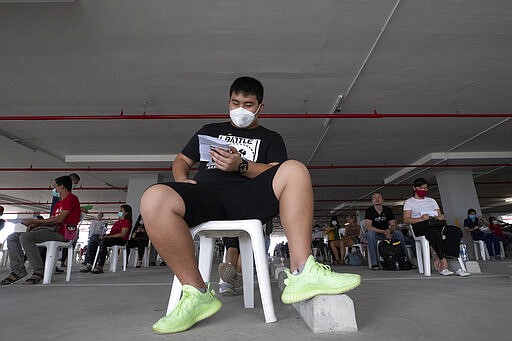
[464,208,501,260]
[364,192,408,270]
[140,76,361,334]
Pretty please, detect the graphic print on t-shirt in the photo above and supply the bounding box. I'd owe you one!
[205,134,261,169]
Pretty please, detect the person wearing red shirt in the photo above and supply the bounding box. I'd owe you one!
[86,204,132,274]
[488,216,512,248]
[1,175,81,285]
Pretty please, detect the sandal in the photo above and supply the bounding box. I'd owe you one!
[91,267,104,274]
[80,265,92,273]
[1,272,26,285]
[24,273,43,285]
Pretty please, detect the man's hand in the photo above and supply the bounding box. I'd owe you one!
[210,146,242,172]
[384,229,392,239]
[421,214,430,221]
[22,219,38,229]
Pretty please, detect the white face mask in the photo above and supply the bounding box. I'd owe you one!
[229,105,260,128]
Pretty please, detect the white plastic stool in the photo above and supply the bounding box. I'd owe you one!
[166,219,277,323]
[37,240,73,284]
[92,244,127,272]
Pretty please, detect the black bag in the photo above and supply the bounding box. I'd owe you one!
[378,239,412,270]
[428,218,446,228]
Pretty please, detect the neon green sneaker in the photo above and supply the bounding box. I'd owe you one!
[153,283,222,334]
[281,255,361,304]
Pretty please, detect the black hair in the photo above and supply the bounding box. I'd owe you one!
[120,204,133,223]
[229,76,264,104]
[55,175,72,191]
[413,178,428,188]
[468,208,476,215]
[330,215,339,225]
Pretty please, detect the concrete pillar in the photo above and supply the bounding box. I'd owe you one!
[436,170,481,259]
[126,175,159,223]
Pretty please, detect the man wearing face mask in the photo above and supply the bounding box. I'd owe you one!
[1,176,81,285]
[464,209,502,260]
[141,76,361,334]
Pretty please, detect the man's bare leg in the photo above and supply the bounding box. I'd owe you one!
[272,160,313,272]
[140,184,205,289]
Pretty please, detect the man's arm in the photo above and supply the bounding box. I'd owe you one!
[172,153,198,184]
[365,219,385,234]
[210,146,275,179]
[23,210,71,230]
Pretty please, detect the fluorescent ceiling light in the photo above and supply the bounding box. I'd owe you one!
[65,154,176,163]
[505,198,512,203]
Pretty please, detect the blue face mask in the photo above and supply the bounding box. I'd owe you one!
[469,214,476,220]
[51,189,60,198]
[117,211,124,218]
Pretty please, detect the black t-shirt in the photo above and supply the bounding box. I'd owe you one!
[364,206,395,231]
[181,121,287,184]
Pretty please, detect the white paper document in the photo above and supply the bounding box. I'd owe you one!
[198,135,231,162]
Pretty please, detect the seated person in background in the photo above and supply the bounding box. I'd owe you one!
[325,216,344,265]
[338,216,361,264]
[488,216,512,248]
[403,178,468,276]
[217,237,243,296]
[81,212,107,268]
[311,223,327,261]
[82,204,132,274]
[365,192,408,270]
[0,205,5,233]
[1,176,81,285]
[126,215,150,268]
[464,209,502,260]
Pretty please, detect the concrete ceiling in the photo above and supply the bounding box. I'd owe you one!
[1,0,511,224]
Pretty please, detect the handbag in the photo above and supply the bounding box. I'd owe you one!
[64,224,78,241]
[428,218,446,228]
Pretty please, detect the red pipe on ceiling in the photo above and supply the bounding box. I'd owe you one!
[0,187,128,191]
[0,163,510,172]
[0,201,125,206]
[1,113,512,121]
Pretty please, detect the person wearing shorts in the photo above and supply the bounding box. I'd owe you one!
[140,76,361,334]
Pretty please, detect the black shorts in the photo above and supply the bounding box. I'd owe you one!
[159,165,281,228]
[223,237,239,251]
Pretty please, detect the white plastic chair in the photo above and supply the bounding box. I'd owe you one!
[0,241,9,267]
[92,244,127,272]
[409,225,432,276]
[473,240,488,260]
[474,240,506,260]
[37,240,73,284]
[166,219,277,323]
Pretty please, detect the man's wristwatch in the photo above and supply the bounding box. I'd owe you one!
[238,159,249,176]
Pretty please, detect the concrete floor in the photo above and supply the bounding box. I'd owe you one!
[1,259,511,341]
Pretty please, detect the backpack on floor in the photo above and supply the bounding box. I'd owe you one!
[378,239,412,270]
[345,248,363,266]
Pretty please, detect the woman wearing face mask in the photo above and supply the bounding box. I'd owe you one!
[403,178,467,276]
[324,216,345,265]
[82,204,132,274]
[464,209,502,260]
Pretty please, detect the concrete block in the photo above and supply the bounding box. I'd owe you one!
[296,294,358,333]
[274,266,287,279]
[277,271,358,333]
[464,261,481,273]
